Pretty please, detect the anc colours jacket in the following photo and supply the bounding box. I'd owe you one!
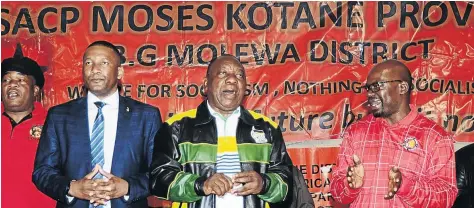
[150,100,293,208]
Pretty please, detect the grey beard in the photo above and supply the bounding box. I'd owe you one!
[371,103,385,117]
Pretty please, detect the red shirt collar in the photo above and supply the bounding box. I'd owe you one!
[2,102,46,117]
[375,104,418,127]
[397,104,418,126]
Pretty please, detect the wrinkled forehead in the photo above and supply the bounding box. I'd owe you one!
[210,58,244,74]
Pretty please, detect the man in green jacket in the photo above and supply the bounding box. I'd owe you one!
[150,54,293,208]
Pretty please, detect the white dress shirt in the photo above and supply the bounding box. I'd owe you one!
[67,90,128,207]
[207,101,240,137]
[87,90,119,177]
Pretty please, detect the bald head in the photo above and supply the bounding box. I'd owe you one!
[206,54,243,79]
[366,60,412,122]
[370,60,412,85]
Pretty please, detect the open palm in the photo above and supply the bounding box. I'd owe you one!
[347,154,364,189]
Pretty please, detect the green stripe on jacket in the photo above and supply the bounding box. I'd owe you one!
[177,142,271,164]
[258,173,289,203]
[167,172,202,202]
[178,142,217,164]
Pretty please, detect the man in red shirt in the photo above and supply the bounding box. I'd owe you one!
[331,60,458,207]
[1,56,55,207]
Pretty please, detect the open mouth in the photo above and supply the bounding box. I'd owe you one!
[6,89,20,99]
[222,89,237,98]
[367,99,382,109]
[223,89,236,95]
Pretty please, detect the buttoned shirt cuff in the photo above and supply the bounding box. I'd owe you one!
[123,195,129,201]
[66,195,75,203]
[65,180,76,204]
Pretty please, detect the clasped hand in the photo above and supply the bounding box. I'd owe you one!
[203,171,264,196]
[68,164,129,206]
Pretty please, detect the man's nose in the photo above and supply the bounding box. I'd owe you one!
[7,79,20,87]
[225,74,238,84]
[91,63,101,73]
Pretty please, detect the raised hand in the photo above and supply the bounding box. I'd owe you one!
[384,166,402,199]
[347,155,364,189]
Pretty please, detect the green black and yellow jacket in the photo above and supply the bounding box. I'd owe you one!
[149,100,293,208]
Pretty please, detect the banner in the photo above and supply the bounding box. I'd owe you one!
[2,1,473,207]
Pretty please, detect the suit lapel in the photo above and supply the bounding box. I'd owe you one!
[69,97,94,172]
[111,96,132,176]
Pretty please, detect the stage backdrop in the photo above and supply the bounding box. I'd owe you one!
[2,1,473,207]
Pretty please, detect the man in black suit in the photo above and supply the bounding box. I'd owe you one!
[34,40,161,208]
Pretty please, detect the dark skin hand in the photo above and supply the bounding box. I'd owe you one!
[232,171,264,196]
[347,155,364,189]
[203,173,233,196]
[384,166,402,199]
[89,166,129,206]
[68,165,100,200]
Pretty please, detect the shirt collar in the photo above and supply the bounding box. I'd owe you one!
[1,102,37,127]
[377,104,418,127]
[397,104,418,126]
[206,100,241,120]
[87,90,119,109]
[2,111,33,128]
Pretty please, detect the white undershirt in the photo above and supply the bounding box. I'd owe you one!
[207,102,244,208]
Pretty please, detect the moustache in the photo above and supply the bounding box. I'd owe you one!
[88,76,106,80]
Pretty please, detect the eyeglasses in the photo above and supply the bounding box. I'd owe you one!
[363,80,403,93]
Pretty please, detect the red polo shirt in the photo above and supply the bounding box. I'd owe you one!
[331,105,458,208]
[2,102,56,207]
